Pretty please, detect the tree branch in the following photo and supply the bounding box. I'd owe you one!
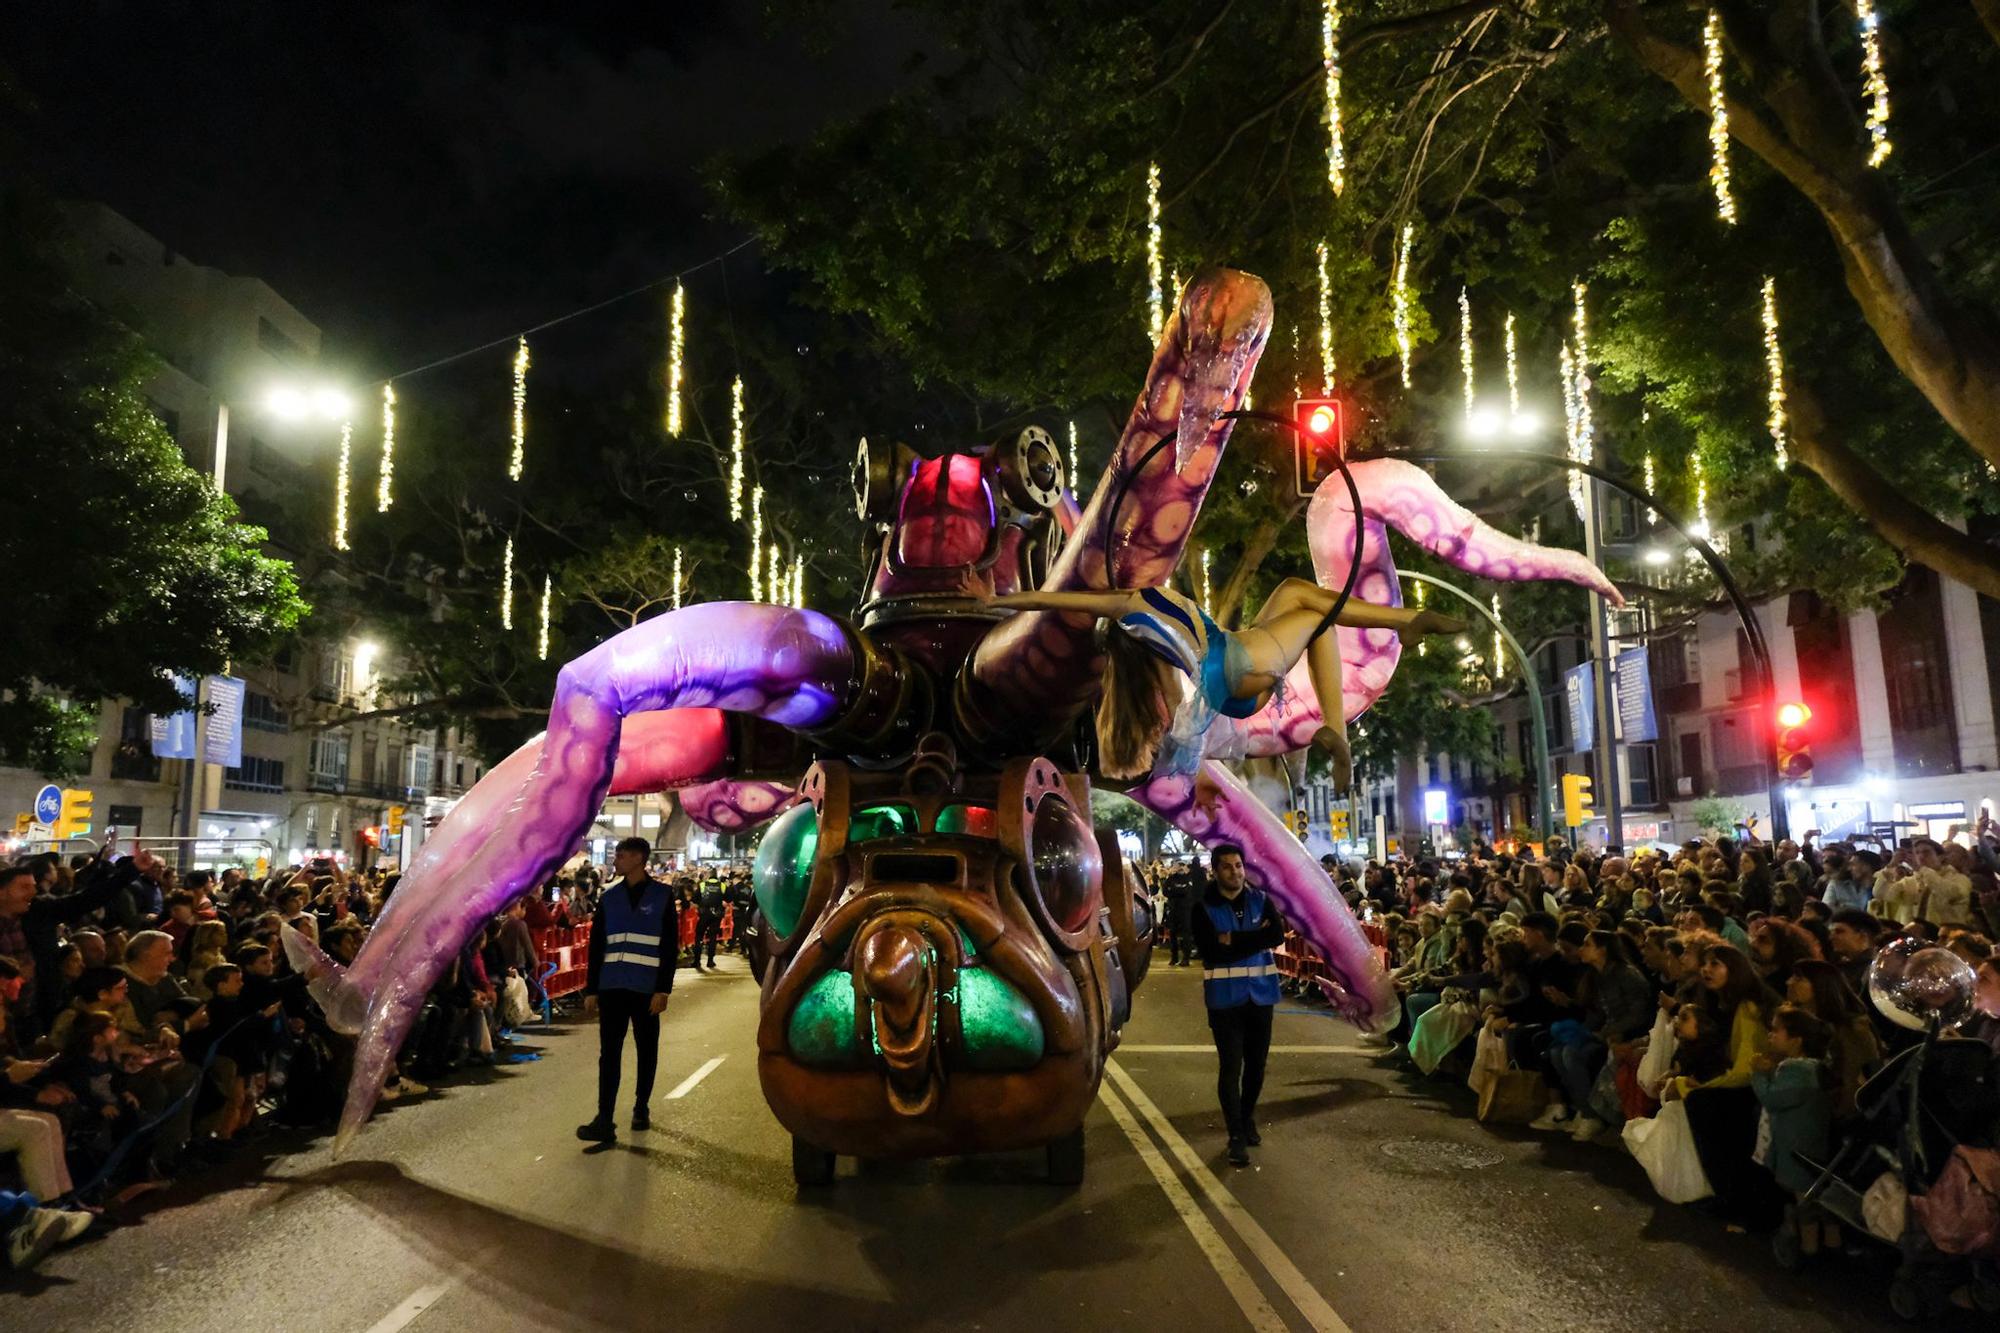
[300,696,541,733]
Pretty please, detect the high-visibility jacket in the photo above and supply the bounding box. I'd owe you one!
[599,879,671,993]
[1201,888,1281,1009]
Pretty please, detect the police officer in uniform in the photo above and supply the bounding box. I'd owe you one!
[692,874,726,968]
[577,836,675,1143]
[1190,844,1286,1167]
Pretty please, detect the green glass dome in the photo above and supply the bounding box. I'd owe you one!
[752,801,819,937]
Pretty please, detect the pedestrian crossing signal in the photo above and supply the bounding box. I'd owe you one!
[1560,773,1594,828]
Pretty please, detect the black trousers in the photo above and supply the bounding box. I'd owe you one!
[694,912,722,964]
[1169,908,1194,964]
[1208,1002,1274,1137]
[596,989,662,1121]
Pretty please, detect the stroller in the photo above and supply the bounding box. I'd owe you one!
[1789,1032,2000,1319]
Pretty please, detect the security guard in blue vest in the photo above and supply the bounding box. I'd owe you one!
[1190,843,1287,1167]
[576,836,676,1143]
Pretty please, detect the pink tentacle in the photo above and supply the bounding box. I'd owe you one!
[333,604,853,1149]
[678,778,801,833]
[1127,762,1394,1031]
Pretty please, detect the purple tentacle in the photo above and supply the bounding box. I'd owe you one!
[1237,458,1622,755]
[964,267,1272,737]
[1128,761,1395,1031]
[678,778,801,833]
[333,603,853,1149]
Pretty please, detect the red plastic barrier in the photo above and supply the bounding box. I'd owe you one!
[533,922,592,999]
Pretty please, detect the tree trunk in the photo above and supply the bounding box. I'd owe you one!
[1604,1,2000,467]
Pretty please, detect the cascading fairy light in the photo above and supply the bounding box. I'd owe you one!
[1858,0,1892,168]
[500,536,515,630]
[376,383,396,513]
[1067,420,1079,490]
[1504,312,1520,416]
[1643,451,1658,525]
[665,280,687,437]
[768,545,782,611]
[1200,549,1213,614]
[1762,276,1789,469]
[671,545,684,610]
[1391,224,1414,389]
[1705,10,1737,225]
[1569,282,1595,515]
[1459,287,1475,420]
[1490,593,1504,673]
[537,575,552,661]
[791,555,805,609]
[332,420,353,551]
[728,375,746,520]
[1145,161,1165,343]
[1559,342,1582,515]
[748,484,764,601]
[1693,454,1712,536]
[508,335,530,480]
[1413,580,1428,656]
[1323,1,1345,196]
[1316,240,1335,392]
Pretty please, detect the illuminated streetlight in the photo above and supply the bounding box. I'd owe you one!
[266,383,352,421]
[1641,547,1671,566]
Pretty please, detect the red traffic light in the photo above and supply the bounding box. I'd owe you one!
[1295,397,1343,441]
[1292,397,1346,498]
[1775,701,1814,783]
[1775,701,1811,729]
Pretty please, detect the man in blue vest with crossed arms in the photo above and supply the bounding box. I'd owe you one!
[1191,843,1287,1167]
[577,836,676,1143]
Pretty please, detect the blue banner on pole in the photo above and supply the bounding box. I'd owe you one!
[1614,648,1658,742]
[149,675,198,760]
[203,675,245,768]
[1564,662,1595,752]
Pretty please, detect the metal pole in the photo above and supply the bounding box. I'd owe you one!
[1398,570,1555,840]
[1355,447,1787,840]
[1580,476,1626,851]
[174,673,209,873]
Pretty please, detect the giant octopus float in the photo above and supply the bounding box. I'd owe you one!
[300,268,1620,1185]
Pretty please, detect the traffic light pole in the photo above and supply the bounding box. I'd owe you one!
[1397,570,1555,840]
[1353,448,1788,842]
[173,673,208,873]
[1580,476,1627,852]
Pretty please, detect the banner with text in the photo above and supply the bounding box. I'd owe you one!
[1564,661,1595,752]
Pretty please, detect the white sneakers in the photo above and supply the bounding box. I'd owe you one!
[1568,1115,1607,1142]
[1528,1105,1574,1133]
[5,1207,93,1273]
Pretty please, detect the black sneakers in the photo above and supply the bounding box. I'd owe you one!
[575,1118,617,1143]
[1226,1136,1250,1167]
[631,1107,651,1131]
[1243,1120,1262,1147]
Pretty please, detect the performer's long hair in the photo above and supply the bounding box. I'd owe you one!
[1095,624,1179,779]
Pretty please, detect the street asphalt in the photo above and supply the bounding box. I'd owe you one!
[2,952,1975,1331]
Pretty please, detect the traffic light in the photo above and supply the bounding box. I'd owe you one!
[1292,397,1346,497]
[55,788,94,839]
[1560,773,1594,828]
[1776,700,1814,782]
[387,805,406,836]
[1329,809,1350,840]
[1282,808,1310,840]
[357,825,381,849]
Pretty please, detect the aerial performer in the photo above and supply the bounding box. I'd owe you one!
[290,265,1622,1185]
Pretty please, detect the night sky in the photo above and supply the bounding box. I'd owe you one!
[7,1,934,382]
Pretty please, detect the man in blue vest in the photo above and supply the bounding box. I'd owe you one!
[1191,844,1286,1167]
[576,836,676,1143]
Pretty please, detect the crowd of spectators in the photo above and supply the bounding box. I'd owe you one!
[0,844,746,1274]
[1340,828,2000,1290]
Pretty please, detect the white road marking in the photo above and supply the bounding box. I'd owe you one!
[1107,1060,1353,1333]
[362,1282,454,1333]
[1118,1044,1371,1055]
[665,1055,726,1099]
[1097,1080,1288,1332]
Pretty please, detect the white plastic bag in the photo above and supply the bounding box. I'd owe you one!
[1467,1024,1508,1101]
[1622,1099,1714,1204]
[501,973,534,1028]
[1635,1007,1677,1097]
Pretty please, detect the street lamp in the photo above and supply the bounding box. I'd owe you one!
[1465,402,1544,444]
[266,384,353,422]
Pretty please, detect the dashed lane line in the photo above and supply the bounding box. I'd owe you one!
[1106,1059,1354,1333]
[665,1055,726,1099]
[1097,1078,1290,1332]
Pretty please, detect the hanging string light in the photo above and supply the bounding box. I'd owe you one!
[791,555,805,609]
[1323,1,1345,196]
[1643,451,1658,525]
[376,383,396,513]
[1316,239,1335,392]
[1559,342,1583,517]
[1413,580,1427,656]
[508,335,530,480]
[537,575,552,660]
[1705,11,1737,225]
[1145,161,1165,343]
[1857,0,1892,167]
[767,545,782,612]
[748,483,764,601]
[1504,312,1520,416]
[728,375,746,520]
[332,420,353,551]
[666,280,687,437]
[672,545,684,611]
[1490,593,1504,673]
[1067,420,1079,490]
[1459,287,1475,420]
[1200,549,1213,614]
[1571,281,1594,458]
[1693,454,1712,538]
[1762,276,1789,469]
[500,536,515,630]
[1391,224,1414,389]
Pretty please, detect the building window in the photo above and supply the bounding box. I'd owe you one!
[1627,743,1658,806]
[244,690,289,732]
[305,803,319,848]
[411,744,433,791]
[224,756,286,794]
[309,731,350,791]
[109,706,163,783]
[1879,567,1960,778]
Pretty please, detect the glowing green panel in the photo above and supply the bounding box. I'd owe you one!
[957,967,1044,1069]
[849,803,916,843]
[752,802,819,937]
[787,970,862,1067]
